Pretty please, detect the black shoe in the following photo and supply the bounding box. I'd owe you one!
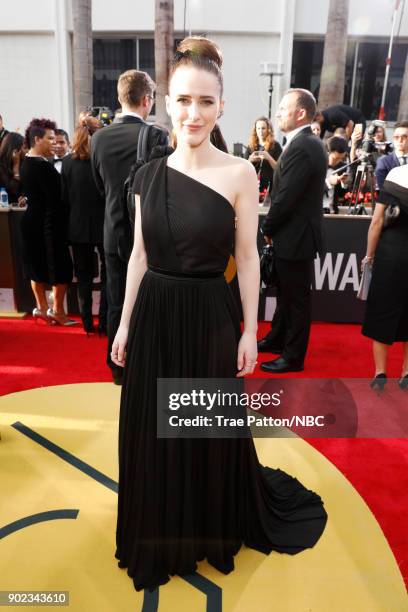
[83,321,96,334]
[112,371,123,386]
[257,337,283,353]
[82,315,96,334]
[398,374,408,390]
[260,357,304,373]
[370,373,387,391]
[97,324,107,336]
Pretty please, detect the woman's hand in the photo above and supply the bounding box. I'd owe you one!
[249,152,260,162]
[361,255,373,273]
[259,150,271,162]
[111,324,129,367]
[236,330,258,377]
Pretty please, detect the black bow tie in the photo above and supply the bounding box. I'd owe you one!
[53,158,63,164]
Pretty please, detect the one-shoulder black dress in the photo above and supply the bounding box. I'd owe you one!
[116,156,327,591]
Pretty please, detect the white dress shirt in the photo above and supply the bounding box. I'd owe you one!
[123,111,144,121]
[283,124,312,149]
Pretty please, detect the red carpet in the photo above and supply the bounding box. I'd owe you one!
[0,317,407,587]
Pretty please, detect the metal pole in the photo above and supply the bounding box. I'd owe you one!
[350,41,359,106]
[268,74,274,120]
[379,0,401,120]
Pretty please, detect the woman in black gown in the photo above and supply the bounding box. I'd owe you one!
[111,37,327,592]
[20,118,75,325]
[362,164,408,390]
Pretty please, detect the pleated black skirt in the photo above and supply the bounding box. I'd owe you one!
[116,269,327,591]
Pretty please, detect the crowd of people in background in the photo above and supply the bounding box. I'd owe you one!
[1,83,407,384]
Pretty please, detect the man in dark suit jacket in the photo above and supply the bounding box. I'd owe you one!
[259,88,327,373]
[375,121,408,190]
[91,69,168,384]
[315,104,365,140]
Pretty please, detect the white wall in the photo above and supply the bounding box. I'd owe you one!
[294,0,408,37]
[0,0,56,31]
[0,34,60,134]
[92,0,283,34]
[208,33,281,147]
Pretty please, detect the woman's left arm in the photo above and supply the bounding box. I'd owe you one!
[234,161,260,377]
[363,203,386,266]
[261,149,278,170]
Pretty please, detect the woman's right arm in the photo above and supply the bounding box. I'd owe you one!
[362,203,385,270]
[111,194,148,367]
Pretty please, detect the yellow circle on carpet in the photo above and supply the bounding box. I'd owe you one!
[0,384,406,612]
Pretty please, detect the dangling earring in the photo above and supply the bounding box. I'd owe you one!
[217,110,224,119]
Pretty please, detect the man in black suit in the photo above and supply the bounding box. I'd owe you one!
[259,88,327,373]
[375,121,408,190]
[91,69,168,384]
[50,129,71,173]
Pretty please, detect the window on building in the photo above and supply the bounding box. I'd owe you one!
[291,38,408,122]
[93,39,137,112]
[93,37,181,114]
[93,38,157,112]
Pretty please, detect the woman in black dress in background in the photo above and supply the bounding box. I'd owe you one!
[0,132,26,205]
[362,165,408,390]
[111,37,327,592]
[61,112,107,334]
[20,118,75,325]
[245,116,282,196]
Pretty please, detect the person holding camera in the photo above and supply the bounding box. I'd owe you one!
[323,137,350,214]
[315,104,366,140]
[361,164,408,390]
[245,116,282,196]
[375,121,408,190]
[350,122,390,167]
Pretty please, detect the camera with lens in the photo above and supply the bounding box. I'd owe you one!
[360,120,392,157]
[88,106,114,126]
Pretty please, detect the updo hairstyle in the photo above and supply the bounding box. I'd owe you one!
[170,37,223,97]
[72,112,102,160]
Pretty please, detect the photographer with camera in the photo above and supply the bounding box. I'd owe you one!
[323,137,350,214]
[375,121,408,190]
[350,122,391,166]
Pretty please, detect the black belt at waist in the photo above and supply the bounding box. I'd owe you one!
[148,266,224,279]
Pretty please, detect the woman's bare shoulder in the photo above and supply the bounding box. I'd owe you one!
[216,151,256,178]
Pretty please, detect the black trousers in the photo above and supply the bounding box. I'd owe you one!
[105,251,128,374]
[266,258,313,365]
[71,243,107,325]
